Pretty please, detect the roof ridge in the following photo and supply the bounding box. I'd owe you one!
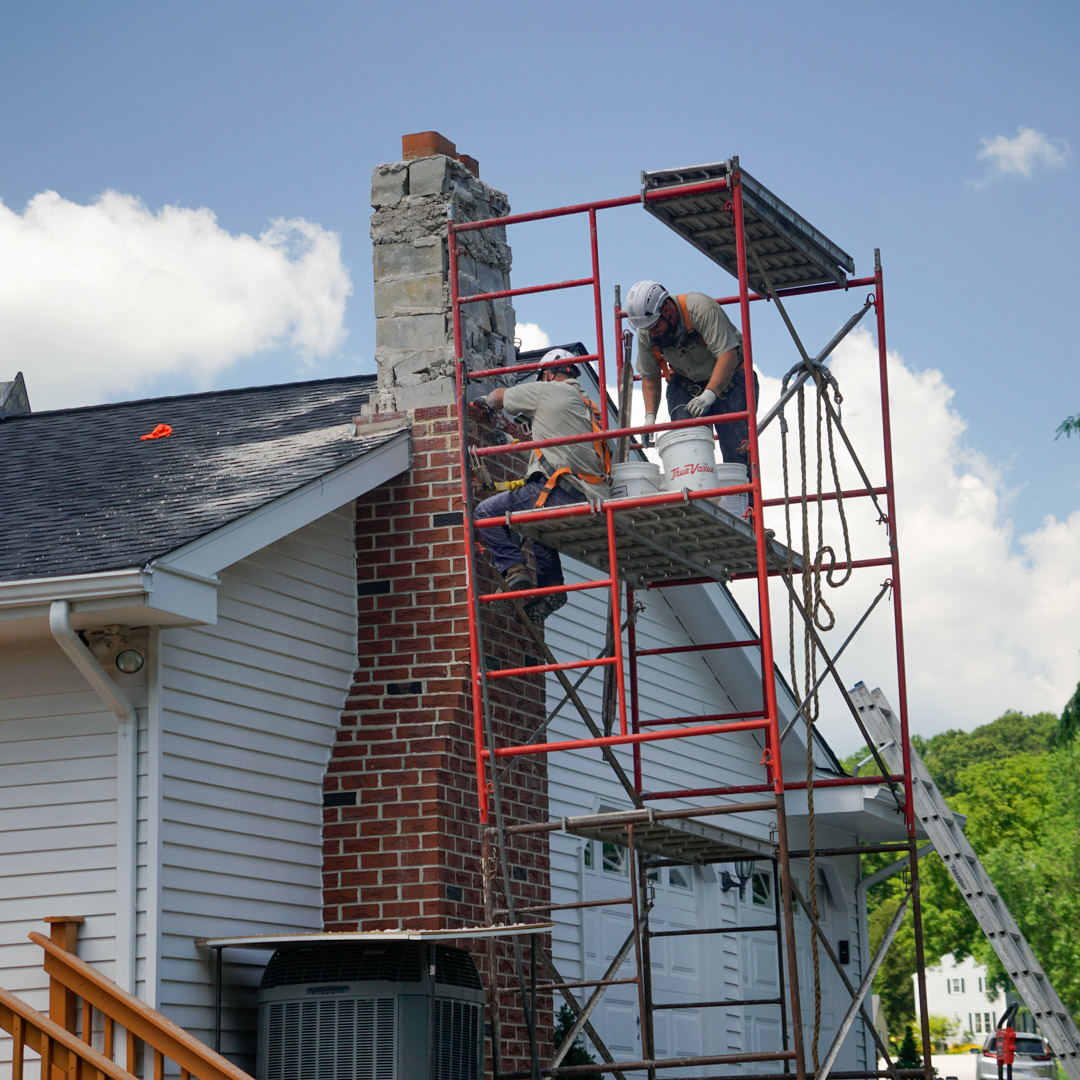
[0,372,377,423]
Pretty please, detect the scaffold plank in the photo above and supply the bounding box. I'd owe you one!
[563,811,772,865]
[641,159,855,293]
[513,496,801,586]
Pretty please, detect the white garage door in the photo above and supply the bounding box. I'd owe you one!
[580,838,704,1067]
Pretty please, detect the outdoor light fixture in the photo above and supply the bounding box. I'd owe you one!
[721,858,756,898]
[115,649,145,675]
[90,636,117,662]
[83,627,145,674]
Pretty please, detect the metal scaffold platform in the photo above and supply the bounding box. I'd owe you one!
[512,494,801,585]
[641,159,855,293]
[444,155,1065,1080]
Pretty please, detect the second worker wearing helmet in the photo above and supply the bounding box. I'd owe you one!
[625,280,758,474]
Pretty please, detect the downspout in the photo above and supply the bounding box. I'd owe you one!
[49,599,137,993]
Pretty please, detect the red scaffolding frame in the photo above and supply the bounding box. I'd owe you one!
[449,160,932,1080]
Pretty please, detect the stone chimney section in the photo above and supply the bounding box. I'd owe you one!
[369,132,515,413]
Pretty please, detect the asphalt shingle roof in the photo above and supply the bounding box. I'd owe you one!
[0,374,393,583]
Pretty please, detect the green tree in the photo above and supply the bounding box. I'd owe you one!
[960,741,1080,1014]
[1060,678,1080,744]
[928,1014,957,1051]
[920,711,1057,797]
[894,1026,923,1069]
[552,1004,597,1066]
[1056,413,1080,439]
[857,708,1076,1033]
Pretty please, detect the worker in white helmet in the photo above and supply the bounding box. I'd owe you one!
[625,280,758,474]
[476,349,611,624]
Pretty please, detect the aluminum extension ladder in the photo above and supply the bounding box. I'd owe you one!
[850,681,1080,1080]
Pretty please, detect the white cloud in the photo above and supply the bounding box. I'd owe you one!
[514,322,550,353]
[734,330,1080,750]
[0,190,352,409]
[969,126,1071,187]
[485,320,1079,746]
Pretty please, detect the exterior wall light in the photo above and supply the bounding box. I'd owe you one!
[115,649,145,674]
[721,858,756,898]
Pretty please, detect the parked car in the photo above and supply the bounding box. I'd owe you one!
[975,1033,1054,1080]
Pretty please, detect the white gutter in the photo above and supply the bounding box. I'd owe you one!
[49,599,137,993]
[0,568,146,610]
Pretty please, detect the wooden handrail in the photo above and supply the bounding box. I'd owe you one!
[0,982,139,1080]
[29,931,254,1080]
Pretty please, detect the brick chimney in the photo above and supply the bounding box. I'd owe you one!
[324,136,550,1072]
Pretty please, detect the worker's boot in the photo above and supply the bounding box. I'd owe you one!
[502,563,534,591]
[524,592,567,625]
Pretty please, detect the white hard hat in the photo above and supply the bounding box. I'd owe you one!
[625,280,670,331]
[539,348,580,377]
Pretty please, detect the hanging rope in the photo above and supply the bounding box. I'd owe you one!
[778,357,853,1073]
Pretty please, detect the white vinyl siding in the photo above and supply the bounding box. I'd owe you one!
[0,641,145,1074]
[154,506,358,1069]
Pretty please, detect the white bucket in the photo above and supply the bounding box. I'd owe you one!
[610,460,662,499]
[713,462,749,517]
[656,427,717,495]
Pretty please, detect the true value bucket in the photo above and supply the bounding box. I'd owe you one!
[609,461,662,499]
[713,462,749,517]
[656,427,717,495]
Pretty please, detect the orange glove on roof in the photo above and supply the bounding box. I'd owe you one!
[140,424,173,441]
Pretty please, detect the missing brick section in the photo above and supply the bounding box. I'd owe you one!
[357,580,391,596]
[511,866,529,882]
[388,681,423,696]
[323,791,358,807]
[432,511,463,527]
[446,885,464,902]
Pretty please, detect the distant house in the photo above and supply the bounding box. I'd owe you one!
[915,953,1006,1045]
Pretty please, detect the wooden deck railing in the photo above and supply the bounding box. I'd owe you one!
[0,918,255,1080]
[0,982,139,1080]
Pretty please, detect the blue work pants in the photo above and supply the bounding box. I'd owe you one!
[474,478,585,588]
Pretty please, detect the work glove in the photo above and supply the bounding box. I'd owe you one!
[687,388,716,417]
[642,411,656,448]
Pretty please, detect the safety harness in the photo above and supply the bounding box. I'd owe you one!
[650,293,697,381]
[533,392,612,508]
[651,294,744,398]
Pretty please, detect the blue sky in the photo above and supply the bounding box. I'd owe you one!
[2,0,1077,742]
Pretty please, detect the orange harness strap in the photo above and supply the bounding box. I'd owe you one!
[650,294,696,381]
[533,466,573,509]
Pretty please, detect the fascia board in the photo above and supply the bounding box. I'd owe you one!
[158,431,410,579]
[0,566,215,636]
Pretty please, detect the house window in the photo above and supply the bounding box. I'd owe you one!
[602,842,628,877]
[751,871,772,907]
[950,978,963,993]
[975,1014,982,1033]
[985,1013,993,1033]
[669,866,691,891]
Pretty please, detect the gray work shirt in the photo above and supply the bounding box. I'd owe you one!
[635,292,743,386]
[502,378,610,501]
